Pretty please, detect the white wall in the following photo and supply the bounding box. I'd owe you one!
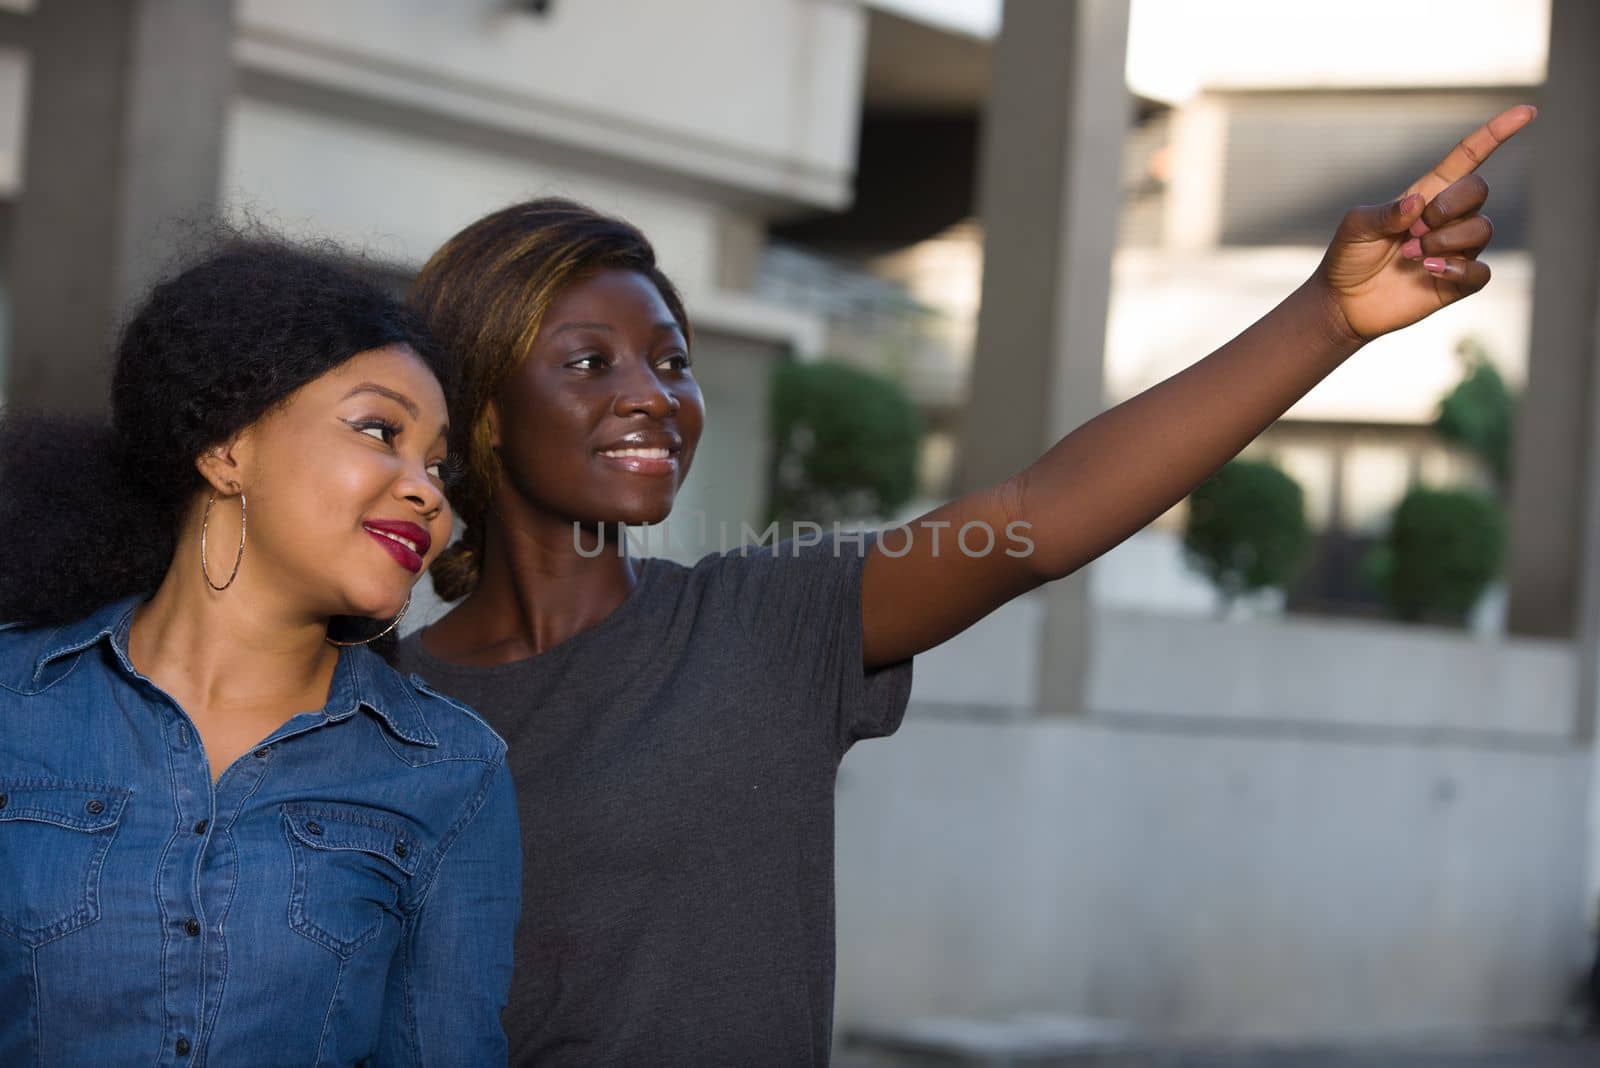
[1089,609,1577,738]
[835,717,1592,1043]
[1105,249,1534,425]
[221,16,832,352]
[222,94,725,292]
[1125,0,1547,103]
[234,0,867,209]
[870,590,1592,1044]
[0,46,24,198]
[910,577,1577,737]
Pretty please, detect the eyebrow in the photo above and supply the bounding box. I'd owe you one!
[343,384,451,442]
[547,320,684,339]
[344,383,419,418]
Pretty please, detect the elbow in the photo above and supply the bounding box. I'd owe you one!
[1023,542,1081,587]
[997,472,1063,586]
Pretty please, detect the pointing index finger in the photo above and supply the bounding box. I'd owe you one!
[1417,105,1536,195]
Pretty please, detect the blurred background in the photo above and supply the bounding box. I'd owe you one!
[2,0,1598,1063]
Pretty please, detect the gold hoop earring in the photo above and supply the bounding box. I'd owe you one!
[325,596,411,648]
[200,492,247,591]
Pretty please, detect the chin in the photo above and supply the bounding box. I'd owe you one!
[341,586,413,621]
[572,488,676,527]
[617,499,676,526]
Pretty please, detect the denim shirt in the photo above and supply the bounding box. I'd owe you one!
[0,597,521,1067]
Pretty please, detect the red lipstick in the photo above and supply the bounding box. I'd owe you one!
[363,519,431,574]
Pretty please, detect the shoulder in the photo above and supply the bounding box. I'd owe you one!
[390,675,517,860]
[648,534,874,643]
[348,645,507,766]
[0,601,133,696]
[0,621,59,695]
[410,673,508,759]
[0,620,56,664]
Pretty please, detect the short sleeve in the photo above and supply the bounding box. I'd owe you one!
[711,533,913,756]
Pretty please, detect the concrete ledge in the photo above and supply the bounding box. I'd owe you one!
[1091,609,1578,738]
[908,593,1580,738]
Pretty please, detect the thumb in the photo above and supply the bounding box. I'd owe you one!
[1341,192,1424,241]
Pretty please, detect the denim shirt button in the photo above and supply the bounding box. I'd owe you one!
[305,820,324,836]
[85,799,104,815]
[192,819,208,835]
[253,746,270,759]
[184,918,201,937]
[393,841,408,859]
[0,793,7,810]
[175,1037,191,1057]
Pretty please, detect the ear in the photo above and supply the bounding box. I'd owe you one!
[194,431,252,496]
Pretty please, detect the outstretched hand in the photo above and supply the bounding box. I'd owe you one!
[859,106,1538,671]
[1315,104,1535,343]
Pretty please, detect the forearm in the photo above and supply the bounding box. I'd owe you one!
[861,107,1526,669]
[1018,277,1361,580]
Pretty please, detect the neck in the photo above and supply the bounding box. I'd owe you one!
[424,491,640,663]
[128,525,339,712]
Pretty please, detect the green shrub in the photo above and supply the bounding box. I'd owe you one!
[1435,337,1515,487]
[768,359,921,524]
[1373,486,1504,623]
[1183,459,1311,607]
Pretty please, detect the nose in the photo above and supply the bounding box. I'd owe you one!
[395,464,447,520]
[612,360,680,419]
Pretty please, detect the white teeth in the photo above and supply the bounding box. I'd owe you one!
[601,448,672,460]
[369,528,418,553]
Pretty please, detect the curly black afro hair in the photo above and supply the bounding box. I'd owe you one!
[0,235,451,625]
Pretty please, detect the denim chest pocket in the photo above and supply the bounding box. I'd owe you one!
[0,779,129,947]
[282,802,420,958]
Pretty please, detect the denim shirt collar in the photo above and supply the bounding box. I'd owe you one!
[27,596,438,747]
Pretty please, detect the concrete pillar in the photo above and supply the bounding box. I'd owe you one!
[956,0,1131,715]
[1523,0,1600,967]
[6,0,235,412]
[1505,0,1600,639]
[1163,94,1228,251]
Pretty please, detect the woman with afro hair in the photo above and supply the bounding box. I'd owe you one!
[0,239,519,1065]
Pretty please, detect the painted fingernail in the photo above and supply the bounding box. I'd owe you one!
[1424,257,1447,275]
[1400,193,1421,214]
[1410,219,1431,237]
[1401,238,1422,259]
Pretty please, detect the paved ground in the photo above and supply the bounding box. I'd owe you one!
[1098,1038,1600,1066]
[838,1034,1600,1067]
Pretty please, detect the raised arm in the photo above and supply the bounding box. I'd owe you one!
[861,105,1535,669]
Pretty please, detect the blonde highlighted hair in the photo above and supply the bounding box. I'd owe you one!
[409,198,691,600]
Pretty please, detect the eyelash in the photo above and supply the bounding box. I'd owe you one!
[566,352,692,371]
[431,455,466,489]
[354,418,401,445]
[351,419,457,485]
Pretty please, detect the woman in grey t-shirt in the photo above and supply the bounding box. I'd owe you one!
[392,107,1531,1066]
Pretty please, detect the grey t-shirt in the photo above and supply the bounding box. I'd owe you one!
[391,539,913,1067]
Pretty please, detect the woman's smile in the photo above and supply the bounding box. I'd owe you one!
[594,430,683,476]
[363,518,431,573]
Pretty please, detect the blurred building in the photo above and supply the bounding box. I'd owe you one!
[771,3,1540,624]
[0,0,861,553]
[4,0,1600,1058]
[829,0,1600,1057]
